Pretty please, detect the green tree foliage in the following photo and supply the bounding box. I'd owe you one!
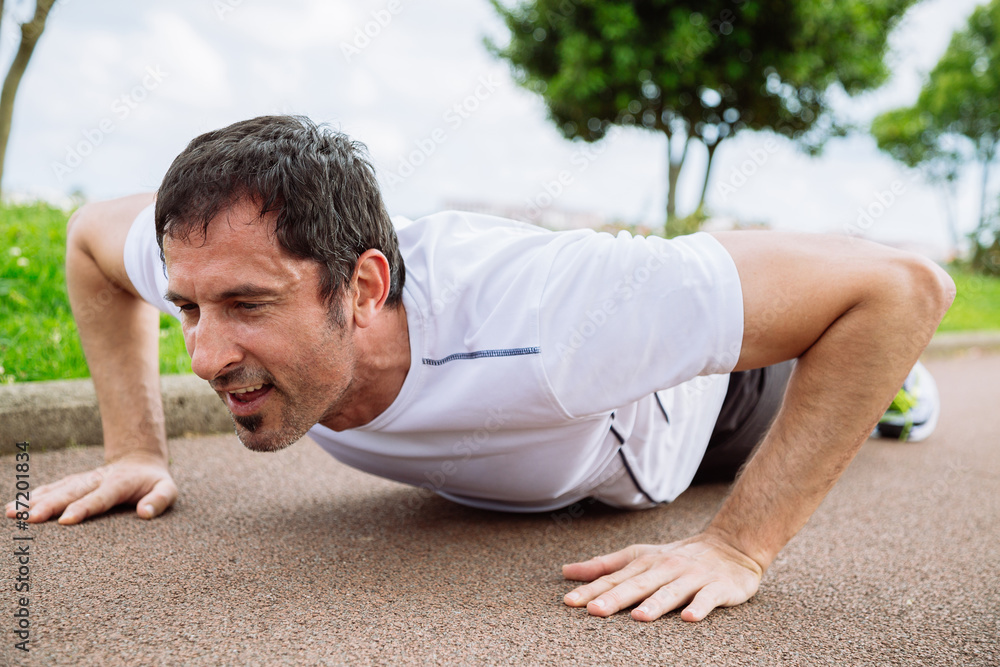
[872,0,1000,274]
[488,0,917,234]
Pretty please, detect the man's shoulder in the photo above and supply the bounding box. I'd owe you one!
[394,209,553,241]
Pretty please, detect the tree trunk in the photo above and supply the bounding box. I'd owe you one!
[976,148,993,235]
[665,129,676,221]
[697,138,722,212]
[970,145,998,273]
[0,0,57,198]
[664,128,690,231]
[942,178,960,255]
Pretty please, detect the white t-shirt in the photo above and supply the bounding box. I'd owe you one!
[124,205,744,512]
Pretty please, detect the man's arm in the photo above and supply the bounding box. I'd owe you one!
[4,193,178,524]
[562,231,955,621]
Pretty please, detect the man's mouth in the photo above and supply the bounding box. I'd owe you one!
[223,383,274,417]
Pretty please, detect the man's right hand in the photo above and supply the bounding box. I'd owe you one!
[20,193,178,526]
[5,453,177,525]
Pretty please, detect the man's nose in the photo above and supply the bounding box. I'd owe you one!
[188,312,243,381]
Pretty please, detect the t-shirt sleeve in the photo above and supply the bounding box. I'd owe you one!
[538,230,743,418]
[122,202,181,319]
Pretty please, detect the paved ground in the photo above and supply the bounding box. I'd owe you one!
[2,352,998,666]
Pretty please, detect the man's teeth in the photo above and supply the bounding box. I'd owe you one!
[230,384,264,395]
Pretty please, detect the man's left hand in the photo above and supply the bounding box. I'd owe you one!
[561,532,764,622]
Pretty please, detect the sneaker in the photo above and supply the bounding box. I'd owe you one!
[873,360,940,442]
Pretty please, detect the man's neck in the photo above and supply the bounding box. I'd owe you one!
[320,302,411,431]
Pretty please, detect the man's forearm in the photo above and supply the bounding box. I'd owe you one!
[705,259,954,571]
[67,201,169,464]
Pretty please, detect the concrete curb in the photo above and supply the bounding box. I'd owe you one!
[2,331,999,455]
[923,330,1000,355]
[0,374,232,456]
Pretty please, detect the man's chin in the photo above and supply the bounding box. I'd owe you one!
[230,416,306,453]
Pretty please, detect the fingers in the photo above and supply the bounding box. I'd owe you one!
[561,538,763,623]
[631,575,703,622]
[5,470,104,523]
[58,476,126,524]
[679,582,736,622]
[4,460,176,525]
[565,557,686,617]
[562,544,650,582]
[136,478,178,520]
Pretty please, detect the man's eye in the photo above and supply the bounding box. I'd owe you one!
[179,304,198,312]
[237,302,262,311]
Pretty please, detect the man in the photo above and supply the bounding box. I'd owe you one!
[6,116,954,623]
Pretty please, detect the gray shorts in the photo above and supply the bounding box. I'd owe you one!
[692,359,796,484]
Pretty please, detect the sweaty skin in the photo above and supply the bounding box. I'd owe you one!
[6,196,954,624]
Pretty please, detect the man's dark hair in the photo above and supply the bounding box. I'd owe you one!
[155,115,404,324]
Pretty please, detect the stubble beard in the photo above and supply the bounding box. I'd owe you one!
[229,370,355,453]
[229,320,356,453]
[231,399,315,453]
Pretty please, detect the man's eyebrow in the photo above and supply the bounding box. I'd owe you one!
[164,289,187,304]
[163,284,282,304]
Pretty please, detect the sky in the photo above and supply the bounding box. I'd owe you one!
[0,0,992,258]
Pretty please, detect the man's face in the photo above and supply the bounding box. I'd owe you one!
[164,199,355,452]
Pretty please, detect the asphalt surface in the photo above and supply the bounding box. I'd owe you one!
[2,352,998,667]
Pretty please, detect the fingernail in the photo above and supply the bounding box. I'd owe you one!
[591,599,606,610]
[636,605,650,615]
[566,592,580,603]
[142,504,155,518]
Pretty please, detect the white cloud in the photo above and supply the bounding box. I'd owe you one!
[220,0,361,50]
[1,0,991,257]
[145,11,231,108]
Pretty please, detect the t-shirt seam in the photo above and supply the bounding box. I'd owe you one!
[534,247,580,422]
[700,233,745,373]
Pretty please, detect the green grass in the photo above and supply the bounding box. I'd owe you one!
[939,268,1000,332]
[1,201,998,383]
[1,202,190,383]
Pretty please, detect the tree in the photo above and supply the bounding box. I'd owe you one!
[0,0,57,199]
[488,0,918,234]
[870,107,963,251]
[872,0,1000,273]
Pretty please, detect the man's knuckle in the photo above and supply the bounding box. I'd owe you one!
[603,590,625,606]
[654,582,679,599]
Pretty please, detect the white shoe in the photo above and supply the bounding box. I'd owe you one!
[872,361,940,442]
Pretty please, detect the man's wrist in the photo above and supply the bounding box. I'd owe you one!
[104,447,169,467]
[699,524,774,576]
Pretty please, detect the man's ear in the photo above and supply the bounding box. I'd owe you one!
[351,249,392,328]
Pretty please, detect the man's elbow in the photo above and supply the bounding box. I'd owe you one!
[66,203,94,254]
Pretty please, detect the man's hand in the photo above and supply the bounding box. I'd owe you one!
[20,194,177,527]
[4,453,177,525]
[562,532,763,622]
